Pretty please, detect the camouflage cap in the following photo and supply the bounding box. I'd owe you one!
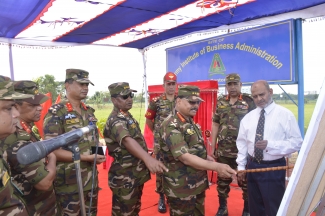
[0,76,33,100]
[225,73,241,84]
[14,81,49,105]
[163,72,177,83]
[108,82,137,96]
[178,85,204,101]
[66,68,94,86]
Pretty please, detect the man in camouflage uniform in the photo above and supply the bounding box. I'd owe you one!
[0,75,31,215]
[210,73,256,216]
[104,82,168,216]
[158,85,236,216]
[43,69,106,216]
[0,80,59,215]
[145,72,177,213]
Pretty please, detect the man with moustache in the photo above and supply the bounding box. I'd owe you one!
[1,80,58,215]
[145,72,177,213]
[210,73,255,216]
[104,82,168,216]
[236,80,303,216]
[0,75,31,215]
[158,85,236,216]
[43,69,106,215]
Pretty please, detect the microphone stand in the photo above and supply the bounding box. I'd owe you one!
[69,143,87,216]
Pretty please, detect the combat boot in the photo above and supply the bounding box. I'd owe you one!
[158,192,167,213]
[215,197,228,216]
[242,200,250,216]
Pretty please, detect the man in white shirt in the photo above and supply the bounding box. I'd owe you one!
[236,80,303,216]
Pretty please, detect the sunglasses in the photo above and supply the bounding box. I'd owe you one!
[184,98,201,106]
[166,82,176,86]
[118,93,134,100]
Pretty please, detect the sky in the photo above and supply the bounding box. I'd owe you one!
[0,18,324,97]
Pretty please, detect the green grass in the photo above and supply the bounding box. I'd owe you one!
[92,102,316,135]
[92,103,147,133]
[277,102,316,134]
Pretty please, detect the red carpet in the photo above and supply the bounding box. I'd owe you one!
[97,165,244,216]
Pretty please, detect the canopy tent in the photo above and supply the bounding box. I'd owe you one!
[0,0,325,49]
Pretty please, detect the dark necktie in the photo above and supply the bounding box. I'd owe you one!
[254,109,265,163]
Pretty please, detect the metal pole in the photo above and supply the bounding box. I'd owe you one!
[8,43,15,80]
[140,49,149,110]
[295,18,305,137]
[70,144,86,216]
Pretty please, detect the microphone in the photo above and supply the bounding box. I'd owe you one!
[17,125,97,165]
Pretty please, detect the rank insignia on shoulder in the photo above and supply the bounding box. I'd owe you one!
[65,114,77,119]
[2,171,10,186]
[65,118,80,124]
[186,128,195,135]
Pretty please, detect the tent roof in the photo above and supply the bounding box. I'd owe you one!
[1,0,325,49]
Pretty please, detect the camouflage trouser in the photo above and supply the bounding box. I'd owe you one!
[57,188,98,216]
[155,152,164,194]
[217,156,248,201]
[167,191,205,216]
[111,184,144,216]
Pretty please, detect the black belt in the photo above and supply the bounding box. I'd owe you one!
[248,155,285,164]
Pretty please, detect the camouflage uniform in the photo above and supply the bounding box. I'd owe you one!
[43,69,99,216]
[0,75,32,216]
[213,81,255,203]
[145,93,176,193]
[0,148,28,216]
[158,85,209,216]
[1,129,58,216]
[1,80,59,216]
[104,82,150,216]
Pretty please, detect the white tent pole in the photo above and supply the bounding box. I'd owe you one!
[8,43,15,80]
[140,49,148,109]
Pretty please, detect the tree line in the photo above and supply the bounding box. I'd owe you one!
[33,75,145,106]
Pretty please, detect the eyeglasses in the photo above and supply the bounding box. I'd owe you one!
[118,93,134,100]
[184,98,201,106]
[166,82,176,86]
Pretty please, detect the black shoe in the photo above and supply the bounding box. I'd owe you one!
[158,196,167,213]
[215,207,228,216]
[215,197,228,216]
[242,200,249,216]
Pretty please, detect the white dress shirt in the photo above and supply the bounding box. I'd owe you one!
[236,101,303,171]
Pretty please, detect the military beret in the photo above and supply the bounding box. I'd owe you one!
[163,72,177,83]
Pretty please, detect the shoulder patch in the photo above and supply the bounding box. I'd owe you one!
[86,105,95,113]
[48,103,65,115]
[217,94,226,100]
[242,93,254,101]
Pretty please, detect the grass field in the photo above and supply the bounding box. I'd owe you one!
[92,101,316,135]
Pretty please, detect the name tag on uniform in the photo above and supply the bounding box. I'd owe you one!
[2,171,10,186]
[65,114,77,119]
[66,118,80,124]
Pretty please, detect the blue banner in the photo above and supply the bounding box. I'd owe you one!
[166,20,296,86]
